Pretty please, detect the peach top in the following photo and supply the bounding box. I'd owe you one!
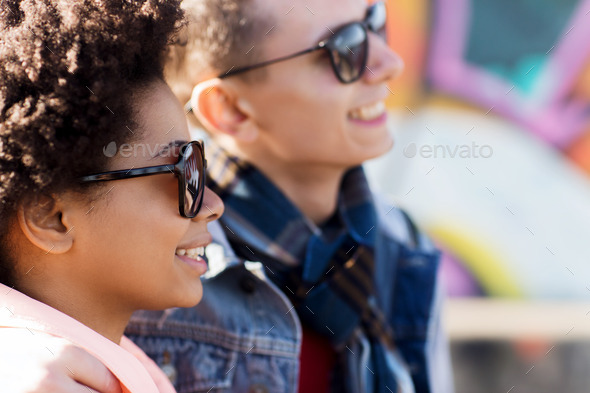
[0,283,176,393]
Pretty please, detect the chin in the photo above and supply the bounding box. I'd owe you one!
[361,135,394,161]
[179,290,203,308]
[378,136,395,156]
[165,285,203,309]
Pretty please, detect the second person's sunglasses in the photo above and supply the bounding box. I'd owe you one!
[218,1,387,83]
[80,140,206,218]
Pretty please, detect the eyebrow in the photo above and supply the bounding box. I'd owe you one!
[152,139,187,159]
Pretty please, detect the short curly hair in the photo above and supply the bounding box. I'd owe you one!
[0,0,184,285]
[165,0,271,106]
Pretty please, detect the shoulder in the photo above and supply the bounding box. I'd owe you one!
[373,193,413,243]
[372,192,436,252]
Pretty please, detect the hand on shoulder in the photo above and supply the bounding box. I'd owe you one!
[0,329,121,393]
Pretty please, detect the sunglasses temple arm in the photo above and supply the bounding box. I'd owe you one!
[218,45,324,79]
[79,164,177,182]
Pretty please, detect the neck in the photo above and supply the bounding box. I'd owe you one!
[271,167,344,225]
[16,262,130,343]
[224,143,346,225]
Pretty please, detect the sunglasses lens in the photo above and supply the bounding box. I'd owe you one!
[368,2,387,39]
[330,23,368,83]
[182,143,204,217]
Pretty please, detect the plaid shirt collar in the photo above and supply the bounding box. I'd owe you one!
[205,140,378,268]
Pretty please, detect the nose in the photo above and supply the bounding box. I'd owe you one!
[363,33,404,84]
[193,187,224,222]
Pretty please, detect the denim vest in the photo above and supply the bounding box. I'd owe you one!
[125,198,453,393]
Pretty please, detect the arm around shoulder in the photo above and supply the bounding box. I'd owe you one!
[0,328,121,393]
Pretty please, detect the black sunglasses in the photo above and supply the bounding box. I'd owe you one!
[80,141,206,218]
[218,1,387,84]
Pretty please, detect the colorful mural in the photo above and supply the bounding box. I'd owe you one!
[370,0,590,299]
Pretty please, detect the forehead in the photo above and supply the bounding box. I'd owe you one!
[259,0,368,53]
[112,81,191,169]
[133,81,189,143]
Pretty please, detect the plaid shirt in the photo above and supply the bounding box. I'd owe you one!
[205,141,448,393]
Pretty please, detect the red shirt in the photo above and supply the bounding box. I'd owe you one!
[298,326,337,393]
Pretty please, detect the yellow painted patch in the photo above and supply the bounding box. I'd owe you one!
[429,225,523,298]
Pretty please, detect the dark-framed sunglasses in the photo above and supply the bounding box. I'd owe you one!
[80,140,206,218]
[218,1,387,84]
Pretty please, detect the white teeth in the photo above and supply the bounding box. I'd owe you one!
[349,101,386,121]
[176,246,205,259]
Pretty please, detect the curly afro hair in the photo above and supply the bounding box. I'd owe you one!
[0,0,183,284]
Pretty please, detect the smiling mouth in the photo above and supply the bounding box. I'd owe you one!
[175,247,205,259]
[348,101,386,121]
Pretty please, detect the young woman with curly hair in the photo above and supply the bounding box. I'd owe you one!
[0,1,223,392]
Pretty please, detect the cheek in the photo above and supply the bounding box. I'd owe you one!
[86,179,188,254]
[251,77,356,161]
[258,73,347,120]
[124,181,188,243]
[295,86,354,140]
[262,86,346,136]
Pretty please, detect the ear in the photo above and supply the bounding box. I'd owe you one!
[190,79,259,143]
[17,194,74,255]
